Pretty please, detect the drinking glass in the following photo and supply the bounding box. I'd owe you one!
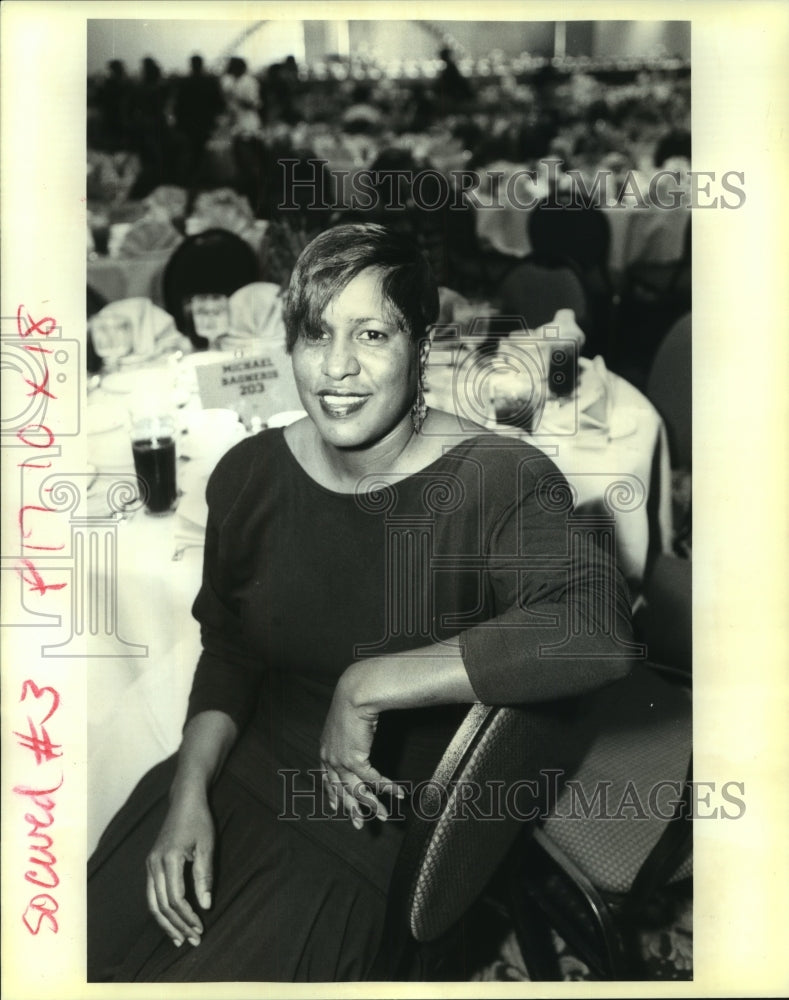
[190,293,230,345]
[129,412,177,515]
[91,315,133,372]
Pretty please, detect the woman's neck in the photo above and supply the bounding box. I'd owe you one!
[284,409,485,494]
[316,414,420,491]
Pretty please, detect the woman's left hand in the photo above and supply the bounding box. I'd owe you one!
[319,668,402,829]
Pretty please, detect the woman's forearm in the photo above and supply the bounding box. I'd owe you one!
[341,637,478,714]
[169,710,239,803]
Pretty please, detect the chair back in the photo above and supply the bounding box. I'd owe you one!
[646,312,692,469]
[495,257,588,331]
[374,695,593,978]
[376,665,691,979]
[528,200,612,274]
[640,553,692,674]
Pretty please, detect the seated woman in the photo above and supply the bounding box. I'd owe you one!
[87,223,634,982]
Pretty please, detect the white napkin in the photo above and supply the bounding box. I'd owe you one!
[224,282,288,349]
[90,297,190,364]
[489,308,586,367]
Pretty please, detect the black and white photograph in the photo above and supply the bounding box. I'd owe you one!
[1,2,787,996]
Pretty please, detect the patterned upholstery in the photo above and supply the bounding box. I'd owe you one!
[540,666,692,894]
[409,705,526,941]
[400,663,691,952]
[403,699,588,943]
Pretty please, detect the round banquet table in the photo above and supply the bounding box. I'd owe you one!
[424,348,672,586]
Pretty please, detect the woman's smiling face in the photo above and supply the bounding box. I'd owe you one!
[291,268,419,449]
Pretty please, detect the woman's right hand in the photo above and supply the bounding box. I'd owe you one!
[145,789,215,948]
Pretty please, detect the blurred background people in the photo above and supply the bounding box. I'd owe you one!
[174,55,226,184]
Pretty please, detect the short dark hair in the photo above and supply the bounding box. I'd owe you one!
[283,223,439,353]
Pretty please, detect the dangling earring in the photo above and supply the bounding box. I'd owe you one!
[411,371,427,434]
[411,343,429,434]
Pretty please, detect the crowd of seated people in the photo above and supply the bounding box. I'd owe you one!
[87,46,691,383]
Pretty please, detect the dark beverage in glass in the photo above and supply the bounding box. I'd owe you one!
[92,225,110,256]
[493,395,536,433]
[132,435,177,513]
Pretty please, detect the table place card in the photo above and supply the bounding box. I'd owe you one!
[195,347,303,428]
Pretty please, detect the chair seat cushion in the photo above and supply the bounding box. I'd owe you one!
[540,666,691,894]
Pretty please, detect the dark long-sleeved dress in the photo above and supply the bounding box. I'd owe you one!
[88,428,634,982]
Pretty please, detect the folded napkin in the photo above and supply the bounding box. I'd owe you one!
[117,218,183,258]
[190,187,253,226]
[487,308,586,362]
[186,189,268,251]
[224,282,288,348]
[548,308,587,355]
[435,287,473,328]
[90,297,191,364]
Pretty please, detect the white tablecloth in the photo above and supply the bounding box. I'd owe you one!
[86,513,204,851]
[86,360,245,848]
[470,162,690,274]
[424,349,672,585]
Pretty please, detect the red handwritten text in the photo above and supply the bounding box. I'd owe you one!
[13,305,66,595]
[13,679,63,935]
[17,304,57,339]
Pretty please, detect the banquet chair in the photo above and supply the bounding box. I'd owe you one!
[162,228,260,348]
[645,310,692,557]
[636,313,693,668]
[527,200,614,358]
[636,554,692,676]
[442,199,514,299]
[494,257,590,336]
[513,662,692,979]
[612,218,691,388]
[371,662,692,982]
[646,312,692,472]
[528,199,612,276]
